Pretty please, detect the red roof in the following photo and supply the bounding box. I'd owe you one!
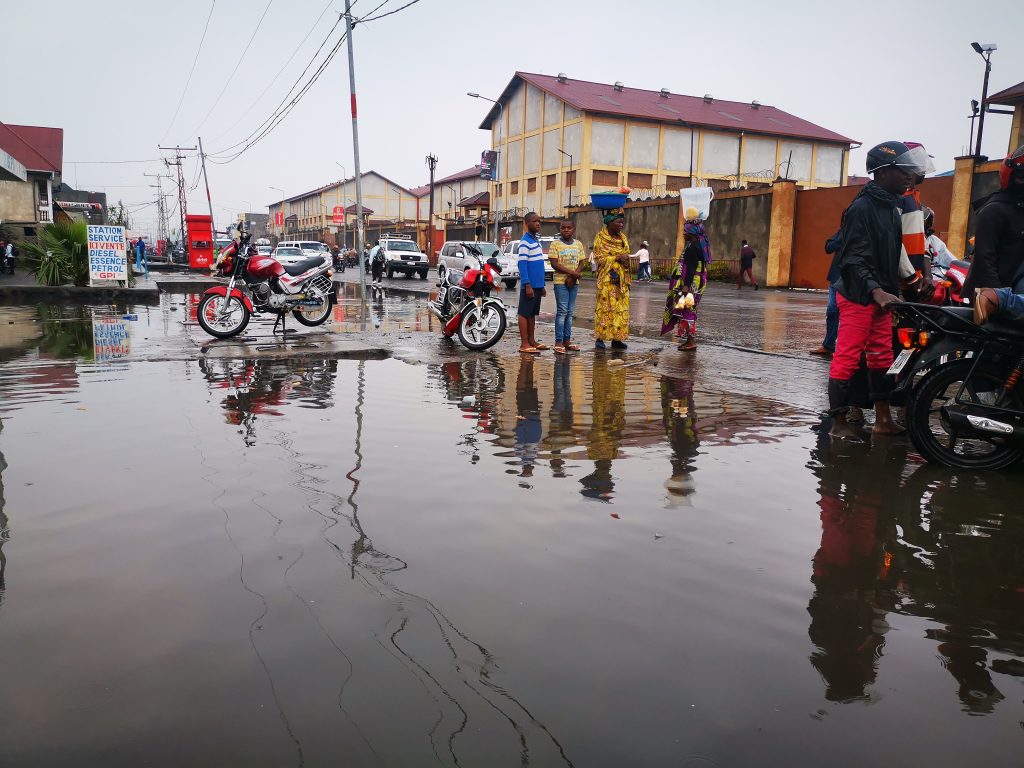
[344,204,374,214]
[478,73,855,145]
[0,123,63,173]
[989,80,1024,106]
[408,184,430,197]
[458,191,490,207]
[435,165,482,184]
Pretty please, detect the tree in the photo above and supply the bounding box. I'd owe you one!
[19,221,89,286]
[107,200,131,229]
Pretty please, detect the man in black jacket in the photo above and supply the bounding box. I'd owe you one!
[828,141,925,441]
[967,145,1024,323]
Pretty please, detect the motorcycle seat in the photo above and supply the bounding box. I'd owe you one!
[984,320,1024,340]
[282,257,325,276]
[950,260,972,270]
[445,270,463,286]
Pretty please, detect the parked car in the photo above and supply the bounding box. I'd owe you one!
[277,240,332,268]
[376,234,429,279]
[501,238,555,281]
[256,244,273,256]
[437,240,518,290]
[271,245,308,267]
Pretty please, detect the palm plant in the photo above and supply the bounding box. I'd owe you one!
[19,221,89,286]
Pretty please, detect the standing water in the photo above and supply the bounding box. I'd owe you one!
[0,299,1022,766]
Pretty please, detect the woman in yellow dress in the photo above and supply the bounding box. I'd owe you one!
[592,209,631,349]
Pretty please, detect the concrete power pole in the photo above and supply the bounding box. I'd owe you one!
[343,1,366,297]
[426,153,437,262]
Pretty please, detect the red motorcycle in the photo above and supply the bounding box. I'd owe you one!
[427,245,507,351]
[926,259,971,306]
[198,229,334,338]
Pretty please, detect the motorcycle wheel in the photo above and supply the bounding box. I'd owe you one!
[197,293,250,338]
[457,301,506,351]
[292,296,332,326]
[905,359,1024,470]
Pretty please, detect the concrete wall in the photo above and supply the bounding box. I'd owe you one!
[571,199,680,273]
[702,188,773,284]
[0,179,36,223]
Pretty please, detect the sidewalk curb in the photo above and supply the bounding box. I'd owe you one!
[0,283,160,303]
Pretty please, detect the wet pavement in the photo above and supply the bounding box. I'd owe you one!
[1,288,1023,767]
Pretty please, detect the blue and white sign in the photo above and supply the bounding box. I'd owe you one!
[92,314,131,362]
[88,225,127,284]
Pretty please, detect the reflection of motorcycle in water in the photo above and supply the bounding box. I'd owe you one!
[198,228,334,339]
[427,245,508,351]
[200,357,338,444]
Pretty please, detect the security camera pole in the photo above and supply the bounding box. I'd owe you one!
[971,42,997,158]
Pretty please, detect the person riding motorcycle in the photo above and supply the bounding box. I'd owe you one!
[923,207,955,270]
[964,145,1024,299]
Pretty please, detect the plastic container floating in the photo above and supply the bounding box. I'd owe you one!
[681,186,713,220]
[590,192,629,210]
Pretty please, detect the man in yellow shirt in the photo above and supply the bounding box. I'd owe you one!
[549,219,585,353]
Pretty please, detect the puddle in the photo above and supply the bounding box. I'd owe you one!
[0,321,1023,765]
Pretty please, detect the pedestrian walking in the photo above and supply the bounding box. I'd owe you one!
[135,238,145,271]
[1,240,11,275]
[661,220,710,351]
[810,229,843,359]
[516,212,548,354]
[548,219,585,354]
[827,140,926,441]
[592,208,631,350]
[633,240,652,281]
[737,239,758,289]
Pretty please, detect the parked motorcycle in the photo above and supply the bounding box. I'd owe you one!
[427,244,507,351]
[921,259,971,306]
[889,302,1024,469]
[197,228,335,339]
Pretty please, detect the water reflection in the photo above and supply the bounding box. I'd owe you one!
[808,436,1024,714]
[661,375,699,503]
[200,357,338,445]
[580,357,626,502]
[0,420,8,613]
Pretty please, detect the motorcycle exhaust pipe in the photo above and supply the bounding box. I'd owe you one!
[945,409,1024,438]
[426,302,443,321]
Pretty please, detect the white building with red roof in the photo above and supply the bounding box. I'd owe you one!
[0,123,63,237]
[474,72,857,217]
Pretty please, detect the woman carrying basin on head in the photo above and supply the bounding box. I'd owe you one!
[661,219,710,352]
[592,208,631,350]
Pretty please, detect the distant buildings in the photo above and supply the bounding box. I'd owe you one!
[475,72,856,218]
[0,123,63,239]
[987,79,1024,154]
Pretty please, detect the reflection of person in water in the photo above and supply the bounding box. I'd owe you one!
[513,356,542,480]
[0,427,8,609]
[580,357,625,501]
[806,435,894,702]
[660,376,698,502]
[547,357,575,478]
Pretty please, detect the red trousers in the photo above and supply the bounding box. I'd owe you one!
[829,295,894,380]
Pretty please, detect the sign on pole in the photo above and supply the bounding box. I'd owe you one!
[480,150,497,181]
[332,205,345,224]
[88,225,127,284]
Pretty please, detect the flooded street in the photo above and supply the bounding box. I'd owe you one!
[1,293,1023,766]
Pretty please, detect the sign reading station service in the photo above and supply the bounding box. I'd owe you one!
[88,225,127,284]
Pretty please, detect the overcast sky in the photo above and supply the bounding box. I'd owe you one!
[4,0,1023,235]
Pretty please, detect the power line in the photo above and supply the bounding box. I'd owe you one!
[360,0,422,22]
[65,159,161,165]
[208,29,349,164]
[189,0,275,138]
[162,0,217,142]
[209,0,334,142]
[208,14,346,158]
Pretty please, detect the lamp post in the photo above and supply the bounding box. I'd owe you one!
[971,42,997,159]
[968,100,980,156]
[335,162,349,249]
[556,147,573,215]
[467,92,503,244]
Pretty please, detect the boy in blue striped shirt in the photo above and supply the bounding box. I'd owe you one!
[517,212,547,353]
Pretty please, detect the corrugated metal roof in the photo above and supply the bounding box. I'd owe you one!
[989,80,1024,106]
[478,73,855,145]
[0,123,63,173]
[435,164,482,184]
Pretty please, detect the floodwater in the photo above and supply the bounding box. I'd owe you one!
[1,298,1023,767]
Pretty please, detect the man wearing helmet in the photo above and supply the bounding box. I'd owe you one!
[827,141,926,441]
[965,145,1024,322]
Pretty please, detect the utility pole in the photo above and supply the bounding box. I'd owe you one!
[159,145,196,261]
[198,136,217,238]
[343,1,366,297]
[426,153,437,261]
[144,173,172,262]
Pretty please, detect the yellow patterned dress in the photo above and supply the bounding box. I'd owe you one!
[593,228,631,341]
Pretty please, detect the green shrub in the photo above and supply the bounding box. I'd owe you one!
[707,261,733,282]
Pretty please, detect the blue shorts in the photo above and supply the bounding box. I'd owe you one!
[518,288,542,318]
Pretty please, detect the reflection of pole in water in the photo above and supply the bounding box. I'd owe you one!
[0,428,7,609]
[347,360,369,576]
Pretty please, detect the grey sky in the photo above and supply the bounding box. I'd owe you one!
[4,0,1023,236]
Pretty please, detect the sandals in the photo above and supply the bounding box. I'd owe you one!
[565,343,581,351]
[534,344,550,350]
[519,347,542,354]
[553,345,567,355]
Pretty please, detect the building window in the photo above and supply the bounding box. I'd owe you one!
[527,177,537,193]
[565,170,577,187]
[545,174,557,191]
[627,172,653,189]
[510,180,519,195]
[666,175,692,192]
[592,169,619,187]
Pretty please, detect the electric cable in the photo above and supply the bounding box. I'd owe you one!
[360,0,422,23]
[162,0,217,142]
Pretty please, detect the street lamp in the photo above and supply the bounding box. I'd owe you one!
[971,42,997,159]
[556,147,573,214]
[468,91,503,244]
